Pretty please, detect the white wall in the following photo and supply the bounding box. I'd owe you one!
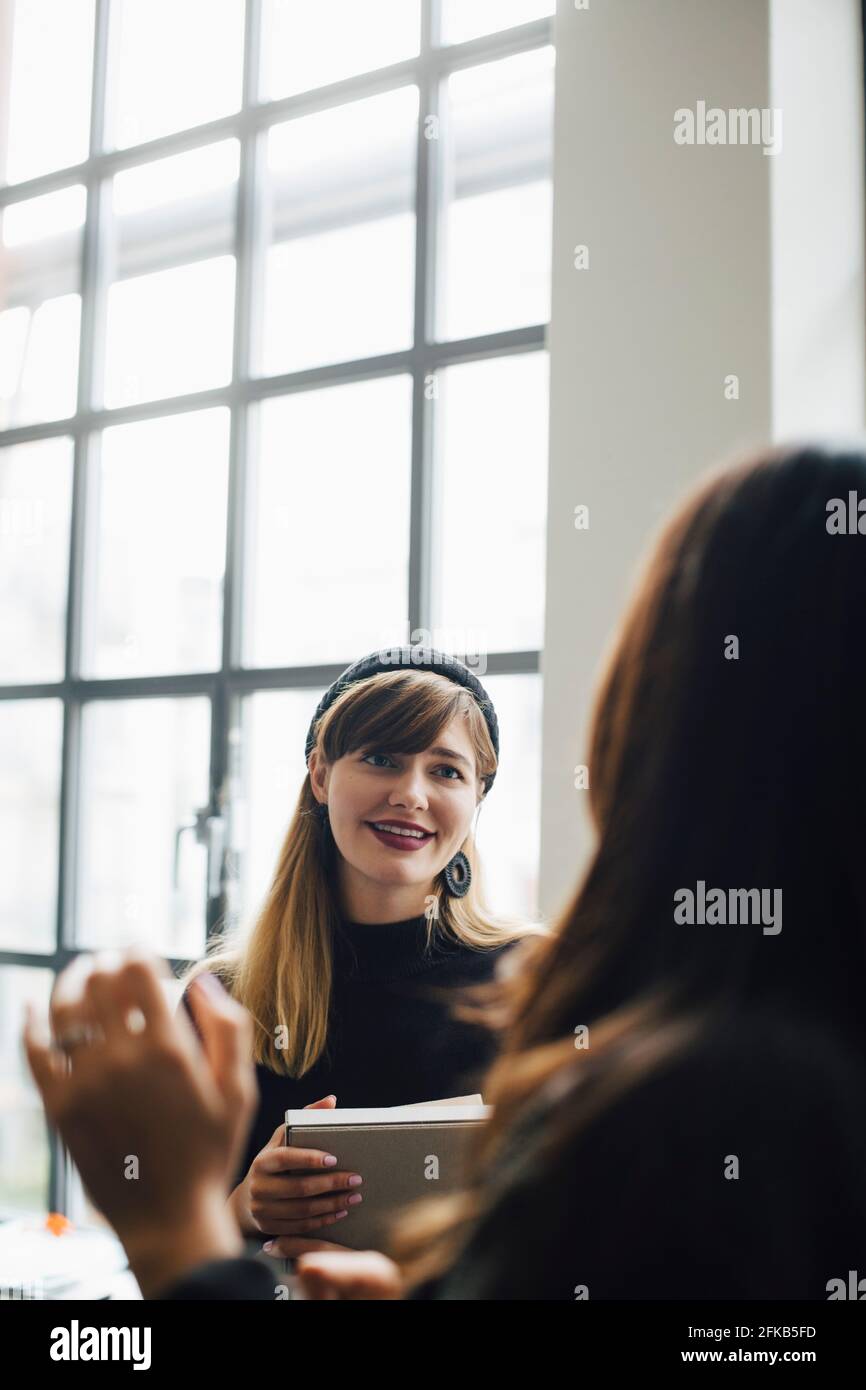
[539,0,865,922]
[770,0,865,438]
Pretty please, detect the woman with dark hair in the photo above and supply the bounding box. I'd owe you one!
[296,440,866,1298]
[26,443,866,1301]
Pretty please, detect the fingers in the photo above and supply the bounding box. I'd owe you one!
[22,1002,65,1115]
[50,950,173,1055]
[104,951,173,1034]
[275,1170,363,1200]
[260,1210,350,1239]
[255,1097,337,1169]
[294,1251,402,1300]
[248,1171,363,1240]
[255,1144,343,1177]
[261,1235,355,1260]
[31,950,172,1112]
[184,974,254,1105]
[253,1187,363,1227]
[252,1168,363,1209]
[85,959,147,1044]
[303,1094,337,1109]
[49,955,103,1051]
[295,1251,367,1298]
[265,1122,288,1148]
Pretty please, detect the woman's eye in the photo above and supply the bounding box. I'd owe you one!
[362,752,394,768]
[361,753,463,781]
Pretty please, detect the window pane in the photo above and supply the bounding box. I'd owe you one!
[83,410,229,678]
[0,968,53,1217]
[1,0,95,186]
[107,0,245,150]
[433,353,549,651]
[437,49,553,341]
[246,375,412,667]
[103,143,239,408]
[262,0,421,100]
[231,689,323,931]
[76,698,211,958]
[104,255,235,409]
[0,437,73,683]
[259,88,417,377]
[0,186,84,428]
[474,673,541,920]
[0,701,63,953]
[440,0,554,45]
[111,140,239,246]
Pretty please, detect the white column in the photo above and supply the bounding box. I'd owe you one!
[539,0,865,920]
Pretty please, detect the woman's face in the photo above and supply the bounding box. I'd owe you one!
[310,716,483,895]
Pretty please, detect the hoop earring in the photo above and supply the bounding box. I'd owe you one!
[443,850,471,898]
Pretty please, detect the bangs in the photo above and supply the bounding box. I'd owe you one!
[313,669,496,788]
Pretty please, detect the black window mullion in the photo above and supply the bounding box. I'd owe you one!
[208,0,264,944]
[0,0,553,1221]
[409,0,441,638]
[50,0,112,1217]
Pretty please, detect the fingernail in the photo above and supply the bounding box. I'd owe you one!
[322,1154,338,1167]
[262,1241,274,1252]
[347,1194,363,1206]
[335,1210,348,1220]
[348,1174,363,1186]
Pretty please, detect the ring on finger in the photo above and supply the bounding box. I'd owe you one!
[54,1023,101,1053]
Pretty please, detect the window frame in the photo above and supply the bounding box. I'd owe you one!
[0,0,552,1217]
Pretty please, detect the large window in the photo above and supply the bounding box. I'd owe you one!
[0,0,555,1218]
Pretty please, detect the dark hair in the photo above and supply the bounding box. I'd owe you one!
[391,441,866,1286]
[537,441,866,1045]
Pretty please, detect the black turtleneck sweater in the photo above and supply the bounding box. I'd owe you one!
[181,914,516,1193]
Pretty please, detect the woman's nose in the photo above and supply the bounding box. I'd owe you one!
[389,768,428,808]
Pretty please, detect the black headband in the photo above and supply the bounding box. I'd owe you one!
[304,647,499,793]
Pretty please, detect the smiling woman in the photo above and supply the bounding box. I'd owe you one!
[309,709,487,922]
[178,647,545,1259]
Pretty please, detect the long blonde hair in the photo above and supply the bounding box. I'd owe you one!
[180,667,543,1074]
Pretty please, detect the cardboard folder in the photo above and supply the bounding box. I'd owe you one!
[284,1095,490,1253]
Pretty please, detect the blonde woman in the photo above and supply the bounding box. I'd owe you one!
[180,648,543,1259]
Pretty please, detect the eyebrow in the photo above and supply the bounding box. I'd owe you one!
[427,746,472,768]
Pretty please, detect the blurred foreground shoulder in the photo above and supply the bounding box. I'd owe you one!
[429,1011,866,1300]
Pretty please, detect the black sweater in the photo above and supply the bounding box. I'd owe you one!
[160,1008,866,1300]
[181,913,516,1194]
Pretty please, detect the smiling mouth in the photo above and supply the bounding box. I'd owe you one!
[365,821,436,847]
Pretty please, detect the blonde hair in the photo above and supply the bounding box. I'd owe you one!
[180,667,545,1075]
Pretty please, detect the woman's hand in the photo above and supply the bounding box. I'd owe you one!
[295,1250,404,1300]
[231,1093,365,1258]
[24,949,258,1298]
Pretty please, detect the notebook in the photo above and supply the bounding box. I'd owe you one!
[283,1094,490,1254]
